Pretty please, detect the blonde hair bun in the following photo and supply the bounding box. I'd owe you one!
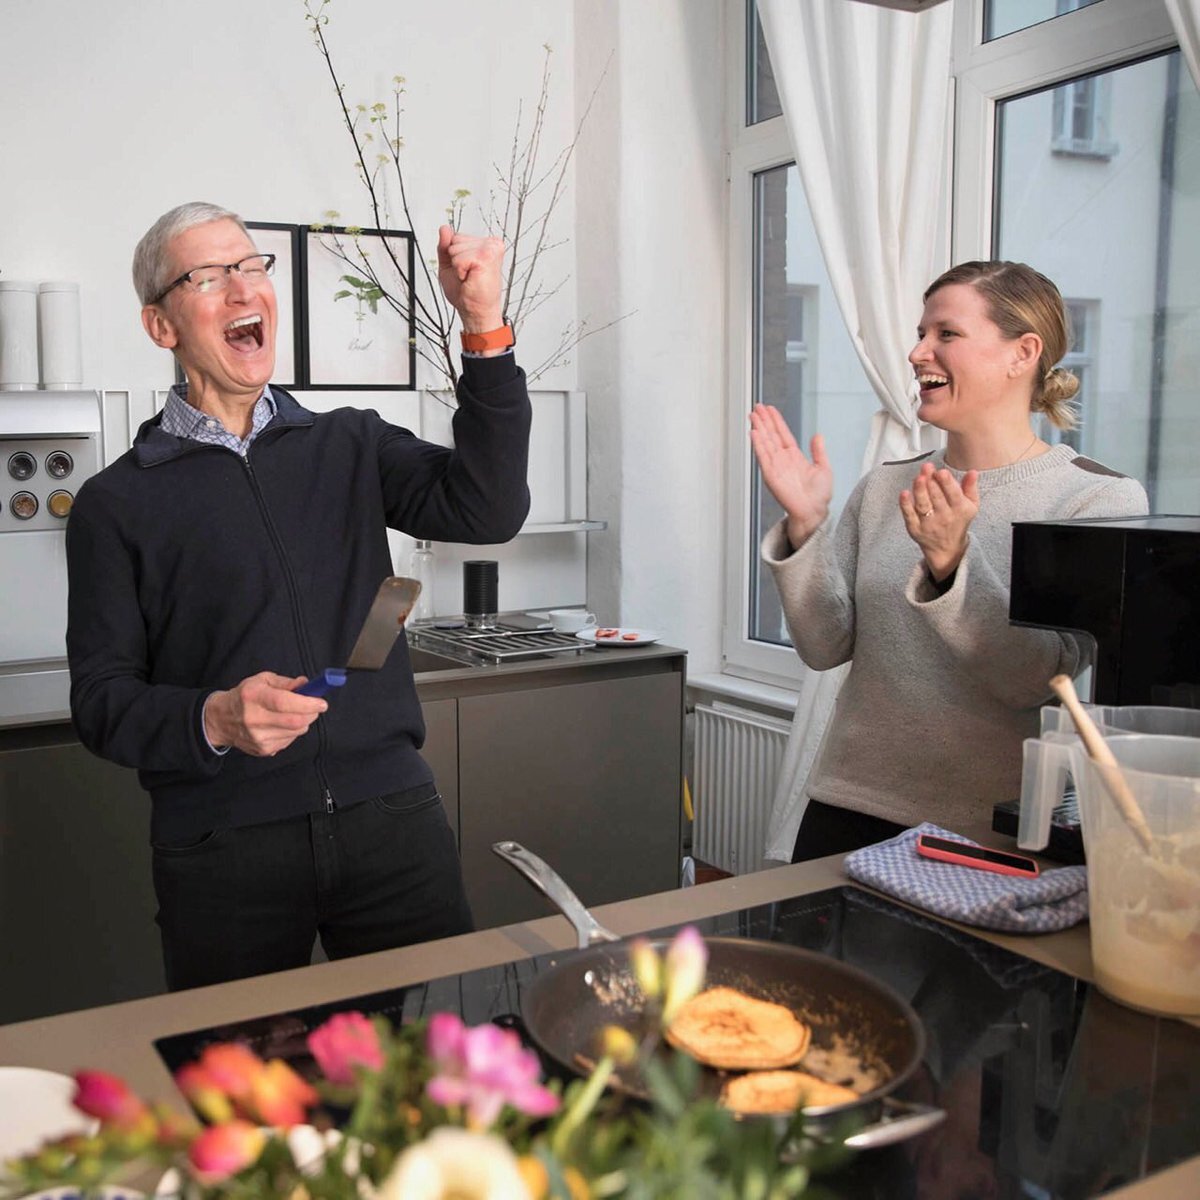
[1035,366,1080,430]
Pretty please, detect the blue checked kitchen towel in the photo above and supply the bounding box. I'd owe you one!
[843,822,1089,934]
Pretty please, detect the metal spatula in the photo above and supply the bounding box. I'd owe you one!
[296,576,422,698]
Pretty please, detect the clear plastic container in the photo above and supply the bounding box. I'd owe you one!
[1076,736,1200,1016]
[407,540,435,624]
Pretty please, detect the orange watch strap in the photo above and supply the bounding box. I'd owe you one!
[460,323,515,352]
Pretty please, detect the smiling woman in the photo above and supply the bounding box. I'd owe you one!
[749,260,1149,863]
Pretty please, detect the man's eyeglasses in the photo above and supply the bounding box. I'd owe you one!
[151,253,276,305]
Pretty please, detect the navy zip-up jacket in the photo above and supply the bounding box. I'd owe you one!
[66,355,531,845]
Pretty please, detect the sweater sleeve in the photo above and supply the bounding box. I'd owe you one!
[761,477,867,670]
[904,472,1149,709]
[66,494,223,776]
[376,353,532,544]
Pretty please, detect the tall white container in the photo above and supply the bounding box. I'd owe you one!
[0,281,39,389]
[38,281,82,390]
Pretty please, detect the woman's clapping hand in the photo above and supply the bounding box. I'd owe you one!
[749,405,833,550]
[900,461,980,582]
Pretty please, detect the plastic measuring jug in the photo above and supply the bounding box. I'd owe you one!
[1018,705,1200,851]
[1023,730,1200,1016]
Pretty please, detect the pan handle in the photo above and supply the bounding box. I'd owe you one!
[842,1098,946,1150]
[492,841,620,950]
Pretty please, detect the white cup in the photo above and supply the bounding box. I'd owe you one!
[547,608,597,634]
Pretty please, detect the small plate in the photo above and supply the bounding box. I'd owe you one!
[576,627,661,647]
[0,1067,97,1161]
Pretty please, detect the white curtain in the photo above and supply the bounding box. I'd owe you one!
[757,0,954,863]
[1165,0,1200,90]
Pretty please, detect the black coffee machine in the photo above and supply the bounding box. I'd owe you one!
[993,514,1200,858]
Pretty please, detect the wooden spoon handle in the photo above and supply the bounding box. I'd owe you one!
[1049,674,1156,853]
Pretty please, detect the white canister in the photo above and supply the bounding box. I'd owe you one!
[38,281,82,390]
[0,281,40,389]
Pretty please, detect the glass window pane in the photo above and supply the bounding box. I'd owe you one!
[749,165,876,646]
[985,0,1105,43]
[995,50,1200,510]
[747,0,781,125]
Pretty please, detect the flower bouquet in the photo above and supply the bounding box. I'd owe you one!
[0,930,846,1200]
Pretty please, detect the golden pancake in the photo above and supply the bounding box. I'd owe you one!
[721,1069,860,1114]
[664,986,811,1070]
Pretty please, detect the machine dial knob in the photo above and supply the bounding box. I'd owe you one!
[48,490,74,519]
[10,491,38,520]
[45,451,74,479]
[7,451,36,481]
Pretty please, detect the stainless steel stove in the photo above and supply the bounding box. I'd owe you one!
[410,621,593,664]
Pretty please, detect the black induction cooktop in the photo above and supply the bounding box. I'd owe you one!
[154,886,1200,1199]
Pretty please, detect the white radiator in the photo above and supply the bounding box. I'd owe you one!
[692,702,792,875]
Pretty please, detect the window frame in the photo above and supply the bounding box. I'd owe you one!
[951,0,1176,262]
[722,0,1180,689]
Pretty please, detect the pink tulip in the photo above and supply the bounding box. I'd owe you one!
[73,1070,149,1130]
[174,1063,234,1125]
[662,925,708,1023]
[425,1014,559,1129]
[247,1059,319,1128]
[187,1119,266,1183]
[308,1012,385,1085]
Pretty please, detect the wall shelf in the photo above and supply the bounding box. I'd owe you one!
[517,519,607,535]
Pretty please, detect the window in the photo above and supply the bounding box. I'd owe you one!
[1058,299,1097,450]
[1051,71,1118,157]
[992,45,1196,507]
[726,130,877,681]
[984,0,1105,42]
[747,0,781,124]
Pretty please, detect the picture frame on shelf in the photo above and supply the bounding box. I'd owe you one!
[301,225,415,390]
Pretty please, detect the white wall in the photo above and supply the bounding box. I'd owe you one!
[575,0,728,673]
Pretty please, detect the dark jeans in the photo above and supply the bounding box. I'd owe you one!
[791,798,908,863]
[151,782,473,991]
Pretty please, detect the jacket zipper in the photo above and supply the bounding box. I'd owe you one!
[238,447,337,810]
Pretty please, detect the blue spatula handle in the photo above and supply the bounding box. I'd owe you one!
[296,668,348,698]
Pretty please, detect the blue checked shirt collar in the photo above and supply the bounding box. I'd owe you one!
[160,383,277,457]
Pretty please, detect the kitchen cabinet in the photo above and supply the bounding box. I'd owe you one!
[456,669,683,927]
[0,727,164,1024]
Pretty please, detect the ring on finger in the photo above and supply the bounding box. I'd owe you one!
[918,507,934,518]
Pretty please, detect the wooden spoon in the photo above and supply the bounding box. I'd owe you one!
[1049,674,1156,855]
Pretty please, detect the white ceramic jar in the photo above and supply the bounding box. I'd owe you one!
[37,281,82,389]
[0,281,40,389]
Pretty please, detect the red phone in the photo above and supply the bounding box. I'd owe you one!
[916,834,1040,878]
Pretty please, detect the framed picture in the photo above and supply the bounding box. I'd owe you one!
[301,225,416,390]
[246,222,302,390]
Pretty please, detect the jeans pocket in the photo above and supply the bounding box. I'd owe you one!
[371,782,442,816]
[151,828,227,857]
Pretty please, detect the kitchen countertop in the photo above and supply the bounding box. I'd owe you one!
[0,637,685,732]
[0,824,1194,1199]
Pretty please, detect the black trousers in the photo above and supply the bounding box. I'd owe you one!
[791,798,908,863]
[151,782,473,991]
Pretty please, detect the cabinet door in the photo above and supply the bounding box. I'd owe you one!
[420,697,459,843]
[0,742,164,1023]
[458,672,682,927]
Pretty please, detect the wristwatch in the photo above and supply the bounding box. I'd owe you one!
[460,323,515,353]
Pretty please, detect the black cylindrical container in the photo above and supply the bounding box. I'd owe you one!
[463,559,499,626]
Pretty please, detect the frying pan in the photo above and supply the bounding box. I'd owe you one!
[493,841,945,1150]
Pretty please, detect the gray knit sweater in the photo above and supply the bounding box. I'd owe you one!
[762,444,1149,831]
